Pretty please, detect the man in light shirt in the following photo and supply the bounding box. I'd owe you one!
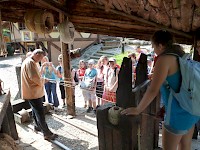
[21,49,58,140]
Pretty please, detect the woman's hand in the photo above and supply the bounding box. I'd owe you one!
[121,107,140,115]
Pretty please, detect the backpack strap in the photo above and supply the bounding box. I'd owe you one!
[164,53,180,58]
[114,67,117,77]
[164,80,173,126]
[58,66,62,74]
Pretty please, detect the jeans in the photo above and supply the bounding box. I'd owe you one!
[45,82,59,107]
[28,96,52,136]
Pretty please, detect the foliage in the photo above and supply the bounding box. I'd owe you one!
[114,52,129,66]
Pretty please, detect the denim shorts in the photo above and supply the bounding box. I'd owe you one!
[164,124,189,135]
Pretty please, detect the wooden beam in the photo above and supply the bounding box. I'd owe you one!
[70,16,156,31]
[75,25,192,44]
[34,37,97,42]
[69,1,192,39]
[37,0,69,16]
[47,41,52,61]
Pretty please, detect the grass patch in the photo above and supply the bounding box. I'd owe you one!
[114,52,129,66]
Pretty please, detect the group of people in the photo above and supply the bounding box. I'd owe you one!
[20,30,200,149]
[77,56,120,113]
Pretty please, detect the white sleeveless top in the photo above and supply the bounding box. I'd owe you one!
[106,68,118,92]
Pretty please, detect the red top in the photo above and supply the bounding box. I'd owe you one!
[116,64,121,69]
[77,68,86,77]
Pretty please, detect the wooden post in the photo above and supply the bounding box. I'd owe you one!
[192,30,200,139]
[193,30,200,61]
[59,13,75,116]
[14,64,21,100]
[0,9,6,57]
[47,41,52,61]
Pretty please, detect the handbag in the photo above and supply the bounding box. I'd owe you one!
[80,81,87,89]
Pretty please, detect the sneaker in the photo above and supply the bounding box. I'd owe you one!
[44,133,58,141]
[84,104,87,108]
[62,104,66,108]
[93,109,96,114]
[86,107,93,113]
[34,126,41,132]
[54,107,59,111]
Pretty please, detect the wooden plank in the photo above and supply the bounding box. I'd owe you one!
[104,125,113,150]
[112,128,122,150]
[116,57,133,108]
[5,102,18,140]
[96,104,113,150]
[0,93,18,140]
[140,114,155,150]
[135,53,148,87]
[70,16,156,31]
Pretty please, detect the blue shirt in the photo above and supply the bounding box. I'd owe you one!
[43,66,57,80]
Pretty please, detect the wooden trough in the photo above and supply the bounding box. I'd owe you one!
[97,54,160,150]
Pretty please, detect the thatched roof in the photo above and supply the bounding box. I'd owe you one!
[1,0,200,44]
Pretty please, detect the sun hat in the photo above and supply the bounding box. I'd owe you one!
[108,57,116,62]
[88,59,95,65]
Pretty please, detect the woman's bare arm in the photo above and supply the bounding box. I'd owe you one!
[121,56,172,115]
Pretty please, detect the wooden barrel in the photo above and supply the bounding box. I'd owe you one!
[24,10,38,32]
[34,10,54,34]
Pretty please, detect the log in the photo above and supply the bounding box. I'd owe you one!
[192,13,200,31]
[155,11,170,26]
[112,0,123,11]
[148,0,160,7]
[125,0,138,13]
[194,0,200,7]
[163,1,173,17]
[180,0,194,32]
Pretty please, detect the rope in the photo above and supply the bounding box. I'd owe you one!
[44,78,116,104]
[43,78,75,89]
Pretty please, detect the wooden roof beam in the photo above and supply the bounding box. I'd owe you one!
[71,1,192,39]
[70,16,156,31]
[36,0,69,16]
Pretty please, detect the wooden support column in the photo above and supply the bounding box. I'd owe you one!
[192,30,200,139]
[0,9,6,57]
[193,30,200,61]
[47,41,52,61]
[60,14,75,116]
